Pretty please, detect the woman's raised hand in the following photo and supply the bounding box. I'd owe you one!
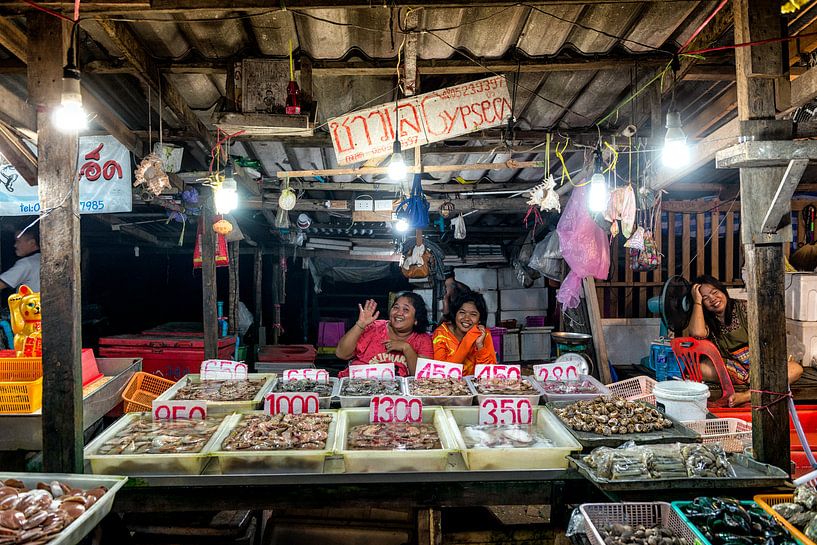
[474,325,487,350]
[692,284,703,304]
[357,299,380,328]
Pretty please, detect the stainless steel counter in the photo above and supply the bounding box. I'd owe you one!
[0,357,141,450]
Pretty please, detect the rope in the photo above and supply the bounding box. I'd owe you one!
[750,388,793,418]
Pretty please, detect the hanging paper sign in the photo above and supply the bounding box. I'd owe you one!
[478,397,533,426]
[474,364,521,380]
[152,400,207,420]
[264,392,320,415]
[200,359,248,380]
[533,362,581,382]
[349,363,396,380]
[284,368,330,383]
[0,135,132,216]
[369,395,423,423]
[329,76,512,165]
[415,358,463,379]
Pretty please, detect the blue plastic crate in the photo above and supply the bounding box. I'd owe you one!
[649,343,683,381]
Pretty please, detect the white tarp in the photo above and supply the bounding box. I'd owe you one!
[0,135,133,216]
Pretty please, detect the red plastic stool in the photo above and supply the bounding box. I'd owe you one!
[671,337,736,408]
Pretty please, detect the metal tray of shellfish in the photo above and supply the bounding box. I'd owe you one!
[568,453,790,492]
[546,399,701,449]
[0,472,127,545]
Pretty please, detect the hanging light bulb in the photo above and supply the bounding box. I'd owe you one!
[53,65,88,132]
[388,139,407,182]
[394,217,410,233]
[587,148,608,213]
[214,163,239,214]
[662,111,689,169]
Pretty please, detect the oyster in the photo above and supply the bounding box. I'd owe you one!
[273,379,333,397]
[537,379,600,395]
[173,379,265,401]
[222,413,333,451]
[347,423,440,450]
[409,378,470,397]
[341,378,401,396]
[473,378,537,395]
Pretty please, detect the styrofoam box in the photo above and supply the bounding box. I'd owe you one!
[500,288,548,311]
[785,273,817,321]
[500,310,546,326]
[445,407,581,470]
[454,268,497,290]
[498,268,545,289]
[504,329,521,361]
[521,327,553,360]
[787,318,817,367]
[482,290,498,312]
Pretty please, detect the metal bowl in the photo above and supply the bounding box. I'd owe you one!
[550,331,592,344]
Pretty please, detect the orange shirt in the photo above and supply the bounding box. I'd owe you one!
[432,322,497,375]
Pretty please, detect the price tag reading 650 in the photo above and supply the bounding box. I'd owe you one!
[369,395,423,423]
[478,397,533,425]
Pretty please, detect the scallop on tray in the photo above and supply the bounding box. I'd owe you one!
[155,373,276,414]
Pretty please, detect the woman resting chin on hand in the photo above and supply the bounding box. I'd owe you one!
[432,290,496,375]
[335,292,433,377]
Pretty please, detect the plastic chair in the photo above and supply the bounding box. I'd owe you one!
[670,337,736,408]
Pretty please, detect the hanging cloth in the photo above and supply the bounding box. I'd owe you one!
[395,174,430,228]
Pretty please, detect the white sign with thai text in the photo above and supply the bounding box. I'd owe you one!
[329,76,512,165]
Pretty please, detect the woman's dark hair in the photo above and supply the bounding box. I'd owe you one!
[693,274,734,339]
[394,291,429,333]
[445,290,488,326]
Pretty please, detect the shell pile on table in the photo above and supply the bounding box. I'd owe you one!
[222,413,333,451]
[473,378,538,395]
[173,379,266,401]
[273,379,333,397]
[553,397,673,435]
[94,417,222,454]
[409,378,470,397]
[0,478,107,545]
[347,423,441,450]
[341,379,401,396]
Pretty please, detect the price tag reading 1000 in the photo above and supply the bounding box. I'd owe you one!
[478,397,533,426]
[264,392,320,415]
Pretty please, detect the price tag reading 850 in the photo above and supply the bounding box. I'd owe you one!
[264,392,320,415]
[152,400,207,421]
[474,364,521,380]
[478,397,533,425]
[369,396,423,424]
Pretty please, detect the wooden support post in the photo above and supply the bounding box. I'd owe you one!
[28,12,82,473]
[228,241,240,336]
[733,0,791,472]
[415,508,442,545]
[583,277,612,384]
[272,261,281,345]
[201,195,218,359]
[253,248,264,347]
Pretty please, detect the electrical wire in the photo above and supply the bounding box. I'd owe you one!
[678,0,729,53]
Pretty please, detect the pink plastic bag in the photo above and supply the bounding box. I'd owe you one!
[556,186,611,309]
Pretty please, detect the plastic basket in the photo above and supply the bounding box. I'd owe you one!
[0,356,42,382]
[754,494,816,545]
[607,376,657,405]
[672,501,798,545]
[122,372,176,413]
[681,418,752,453]
[0,377,42,413]
[580,502,697,545]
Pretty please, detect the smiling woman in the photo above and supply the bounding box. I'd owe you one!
[432,290,497,375]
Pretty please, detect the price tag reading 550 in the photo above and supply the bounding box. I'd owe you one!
[152,400,207,420]
[369,396,423,423]
[478,397,533,425]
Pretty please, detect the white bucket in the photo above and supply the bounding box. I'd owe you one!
[652,380,710,421]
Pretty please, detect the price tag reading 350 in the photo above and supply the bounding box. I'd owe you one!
[474,364,521,380]
[533,362,580,382]
[152,400,207,421]
[264,392,320,415]
[283,368,330,383]
[478,397,533,425]
[415,358,463,379]
[200,359,249,381]
[349,363,395,380]
[369,395,423,423]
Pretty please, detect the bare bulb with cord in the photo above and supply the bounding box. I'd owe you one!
[587,172,608,213]
[387,140,407,181]
[53,69,88,133]
[662,111,689,169]
[394,218,410,233]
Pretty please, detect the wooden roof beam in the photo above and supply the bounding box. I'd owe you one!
[244,197,530,212]
[0,121,36,185]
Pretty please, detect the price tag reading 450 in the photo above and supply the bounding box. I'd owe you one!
[283,368,329,382]
[369,396,423,424]
[478,397,533,425]
[415,358,463,379]
[533,362,580,382]
[152,400,207,420]
[474,364,521,380]
[349,363,395,380]
[265,392,320,415]
[200,359,249,381]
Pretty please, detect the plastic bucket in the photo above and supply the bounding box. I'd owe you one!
[652,380,710,421]
[489,327,506,362]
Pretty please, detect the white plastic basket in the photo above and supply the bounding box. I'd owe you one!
[681,418,752,453]
[580,502,697,545]
[607,376,657,405]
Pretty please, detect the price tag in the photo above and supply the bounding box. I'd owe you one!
[533,362,581,382]
[415,358,463,379]
[478,397,533,425]
[283,368,330,383]
[152,400,207,420]
[200,359,249,380]
[349,363,396,380]
[474,364,521,380]
[369,395,423,423]
[264,392,321,415]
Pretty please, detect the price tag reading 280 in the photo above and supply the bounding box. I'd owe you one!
[478,397,533,425]
[369,396,423,424]
[474,364,521,380]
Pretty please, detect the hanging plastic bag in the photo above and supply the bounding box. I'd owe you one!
[556,185,610,309]
[193,218,229,269]
[631,230,661,271]
[451,214,466,240]
[624,225,646,251]
[529,231,563,282]
[395,174,430,228]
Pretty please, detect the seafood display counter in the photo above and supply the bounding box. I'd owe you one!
[0,358,141,451]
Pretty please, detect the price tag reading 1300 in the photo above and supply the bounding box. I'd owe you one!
[478,397,533,425]
[369,395,423,423]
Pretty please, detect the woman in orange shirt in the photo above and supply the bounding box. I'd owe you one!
[432,290,497,375]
